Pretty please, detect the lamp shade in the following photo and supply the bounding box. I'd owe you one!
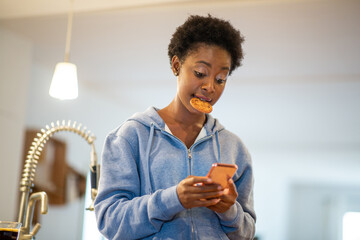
[49,62,78,100]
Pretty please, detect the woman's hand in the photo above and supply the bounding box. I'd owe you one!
[177,176,224,209]
[207,178,238,213]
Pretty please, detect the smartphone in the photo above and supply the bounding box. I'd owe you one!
[206,163,238,188]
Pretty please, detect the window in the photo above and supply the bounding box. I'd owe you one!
[343,212,360,240]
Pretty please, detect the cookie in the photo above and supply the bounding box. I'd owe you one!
[190,97,213,113]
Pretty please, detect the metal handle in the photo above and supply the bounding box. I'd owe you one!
[20,192,48,240]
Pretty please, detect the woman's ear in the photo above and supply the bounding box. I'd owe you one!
[171,55,180,76]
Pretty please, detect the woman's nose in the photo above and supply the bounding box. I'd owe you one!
[201,78,215,93]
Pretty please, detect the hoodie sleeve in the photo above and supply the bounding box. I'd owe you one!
[215,143,256,240]
[94,131,185,240]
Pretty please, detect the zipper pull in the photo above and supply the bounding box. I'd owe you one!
[187,149,193,176]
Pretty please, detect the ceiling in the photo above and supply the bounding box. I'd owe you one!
[0,0,235,19]
[1,0,358,95]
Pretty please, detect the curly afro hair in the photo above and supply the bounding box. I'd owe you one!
[168,15,245,75]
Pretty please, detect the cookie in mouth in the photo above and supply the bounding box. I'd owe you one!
[190,97,213,113]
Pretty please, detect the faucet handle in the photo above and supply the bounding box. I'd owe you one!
[20,192,48,240]
[30,223,41,236]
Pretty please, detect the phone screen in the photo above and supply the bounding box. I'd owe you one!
[206,163,238,188]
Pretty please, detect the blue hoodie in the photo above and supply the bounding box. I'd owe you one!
[94,107,256,240]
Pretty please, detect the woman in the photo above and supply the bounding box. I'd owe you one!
[94,15,256,240]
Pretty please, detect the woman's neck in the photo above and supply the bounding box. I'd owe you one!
[158,98,206,148]
[159,98,206,127]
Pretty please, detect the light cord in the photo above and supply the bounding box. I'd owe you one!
[64,0,74,62]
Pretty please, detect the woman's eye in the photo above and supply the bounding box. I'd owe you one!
[194,71,205,78]
[216,78,226,84]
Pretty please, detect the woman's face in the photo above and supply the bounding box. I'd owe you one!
[173,44,231,114]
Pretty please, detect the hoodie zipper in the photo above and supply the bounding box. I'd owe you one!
[161,130,214,240]
[186,137,211,240]
[187,148,195,239]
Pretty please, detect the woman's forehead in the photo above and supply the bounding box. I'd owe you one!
[184,44,231,67]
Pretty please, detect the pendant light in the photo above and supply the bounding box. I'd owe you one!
[49,0,78,100]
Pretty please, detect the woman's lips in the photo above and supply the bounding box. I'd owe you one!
[194,95,211,102]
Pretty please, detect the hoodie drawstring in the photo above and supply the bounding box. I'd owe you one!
[215,130,222,163]
[145,122,155,193]
[146,123,221,193]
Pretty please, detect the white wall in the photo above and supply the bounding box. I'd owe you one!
[213,79,360,240]
[0,28,32,221]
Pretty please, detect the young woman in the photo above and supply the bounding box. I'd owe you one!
[94,15,256,240]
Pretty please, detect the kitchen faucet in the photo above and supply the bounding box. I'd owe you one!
[16,120,99,240]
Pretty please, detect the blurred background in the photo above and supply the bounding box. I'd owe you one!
[0,0,359,239]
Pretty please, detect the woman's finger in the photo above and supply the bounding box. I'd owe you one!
[227,178,237,195]
[184,176,213,186]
